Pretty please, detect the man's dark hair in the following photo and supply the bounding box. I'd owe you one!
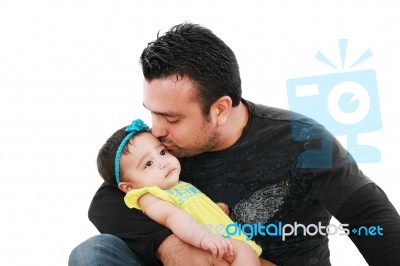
[140,22,242,115]
[97,127,129,185]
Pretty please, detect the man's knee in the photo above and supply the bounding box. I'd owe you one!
[68,234,145,266]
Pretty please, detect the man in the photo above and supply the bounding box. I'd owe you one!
[69,23,400,265]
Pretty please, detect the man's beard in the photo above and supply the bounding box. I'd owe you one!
[161,128,221,158]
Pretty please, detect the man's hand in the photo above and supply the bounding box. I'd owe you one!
[157,234,231,266]
[216,202,229,215]
[200,235,233,261]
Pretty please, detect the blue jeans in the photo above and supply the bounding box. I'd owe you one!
[68,234,146,266]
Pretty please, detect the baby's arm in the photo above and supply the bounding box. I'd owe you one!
[139,193,233,260]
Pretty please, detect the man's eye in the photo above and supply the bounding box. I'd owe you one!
[145,161,153,168]
[160,149,167,155]
[166,118,179,124]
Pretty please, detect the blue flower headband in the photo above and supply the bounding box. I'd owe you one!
[114,119,150,184]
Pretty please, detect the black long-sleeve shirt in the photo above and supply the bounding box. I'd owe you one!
[89,100,400,265]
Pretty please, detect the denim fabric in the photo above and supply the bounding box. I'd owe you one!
[69,234,146,266]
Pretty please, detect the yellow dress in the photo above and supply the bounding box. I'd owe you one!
[125,181,262,256]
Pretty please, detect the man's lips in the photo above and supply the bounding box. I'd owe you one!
[163,143,172,148]
[162,142,175,149]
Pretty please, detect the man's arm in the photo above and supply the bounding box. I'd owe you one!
[89,183,231,266]
[304,125,400,264]
[335,183,400,265]
[157,234,231,266]
[139,193,233,260]
[89,183,172,265]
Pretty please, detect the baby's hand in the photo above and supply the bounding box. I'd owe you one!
[200,235,233,260]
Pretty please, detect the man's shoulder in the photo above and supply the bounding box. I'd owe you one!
[90,182,125,209]
[244,99,320,126]
[245,99,289,119]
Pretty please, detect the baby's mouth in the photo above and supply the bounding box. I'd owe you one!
[165,169,175,177]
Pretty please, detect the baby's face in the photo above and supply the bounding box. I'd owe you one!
[120,132,181,190]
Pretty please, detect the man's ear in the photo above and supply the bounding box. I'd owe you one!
[211,96,232,126]
[118,182,135,193]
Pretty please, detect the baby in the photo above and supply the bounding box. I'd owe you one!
[97,119,265,265]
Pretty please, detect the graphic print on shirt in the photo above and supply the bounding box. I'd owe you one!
[231,179,291,225]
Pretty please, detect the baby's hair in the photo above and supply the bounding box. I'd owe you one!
[97,119,151,185]
[97,127,128,185]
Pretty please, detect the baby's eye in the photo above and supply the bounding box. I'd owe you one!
[144,161,153,168]
[160,149,168,156]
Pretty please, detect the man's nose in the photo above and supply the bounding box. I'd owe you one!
[151,117,168,138]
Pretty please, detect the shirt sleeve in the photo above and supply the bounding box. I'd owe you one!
[300,124,400,264]
[335,183,400,265]
[301,124,372,215]
[124,186,177,211]
[88,182,172,266]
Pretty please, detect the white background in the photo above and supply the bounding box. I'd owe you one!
[1,1,399,265]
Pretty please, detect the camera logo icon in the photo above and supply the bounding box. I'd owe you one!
[287,40,382,167]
